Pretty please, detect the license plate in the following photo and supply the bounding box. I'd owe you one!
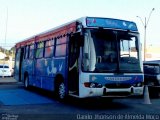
[2,70,6,72]
[134,89,142,94]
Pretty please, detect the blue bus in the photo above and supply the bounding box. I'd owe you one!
[14,17,144,99]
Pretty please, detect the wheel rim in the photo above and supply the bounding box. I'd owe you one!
[59,83,65,99]
[25,77,28,88]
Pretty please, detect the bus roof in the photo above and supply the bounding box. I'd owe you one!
[15,16,138,48]
[15,21,77,48]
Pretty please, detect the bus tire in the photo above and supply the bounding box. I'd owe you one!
[55,82,66,100]
[54,75,67,101]
[24,75,29,89]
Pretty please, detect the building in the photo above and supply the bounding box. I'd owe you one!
[0,52,6,59]
[145,45,160,61]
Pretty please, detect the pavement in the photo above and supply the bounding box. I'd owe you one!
[0,77,56,106]
[0,77,18,84]
[0,89,54,105]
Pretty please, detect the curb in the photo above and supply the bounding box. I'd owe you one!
[0,81,18,85]
[0,77,18,85]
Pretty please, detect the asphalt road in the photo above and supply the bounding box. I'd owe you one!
[0,78,160,120]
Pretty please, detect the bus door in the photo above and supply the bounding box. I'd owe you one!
[68,33,82,95]
[17,47,24,82]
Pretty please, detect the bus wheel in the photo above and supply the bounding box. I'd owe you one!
[57,82,66,100]
[24,75,29,89]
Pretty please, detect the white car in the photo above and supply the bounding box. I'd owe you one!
[0,64,12,77]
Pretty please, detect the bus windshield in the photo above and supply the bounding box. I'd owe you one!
[82,29,141,73]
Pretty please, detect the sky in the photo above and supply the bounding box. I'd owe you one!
[0,0,160,49]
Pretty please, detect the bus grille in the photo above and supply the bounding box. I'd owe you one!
[105,84,131,89]
[104,92,131,96]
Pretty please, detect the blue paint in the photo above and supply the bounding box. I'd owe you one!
[24,57,67,91]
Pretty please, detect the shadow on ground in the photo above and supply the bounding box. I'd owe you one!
[27,86,132,110]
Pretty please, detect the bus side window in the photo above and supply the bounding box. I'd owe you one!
[55,37,67,57]
[29,44,34,59]
[24,46,29,59]
[44,39,55,58]
[36,42,44,58]
[55,44,67,57]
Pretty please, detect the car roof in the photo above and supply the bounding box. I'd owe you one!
[0,64,9,66]
[0,64,9,68]
[143,60,160,66]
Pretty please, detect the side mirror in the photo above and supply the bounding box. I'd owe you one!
[70,33,84,46]
[76,22,83,36]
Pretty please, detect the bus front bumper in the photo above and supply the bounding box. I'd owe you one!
[79,86,144,98]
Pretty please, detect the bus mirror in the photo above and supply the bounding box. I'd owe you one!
[135,40,138,51]
[71,33,84,46]
[76,22,83,36]
[78,35,84,46]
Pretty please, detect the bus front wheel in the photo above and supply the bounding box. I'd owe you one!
[24,75,29,89]
[56,82,66,100]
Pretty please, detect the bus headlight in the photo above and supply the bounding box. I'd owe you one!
[84,82,102,88]
[90,83,96,88]
[137,82,142,87]
[133,82,143,87]
[97,83,102,88]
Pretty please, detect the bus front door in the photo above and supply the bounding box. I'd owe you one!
[68,35,80,95]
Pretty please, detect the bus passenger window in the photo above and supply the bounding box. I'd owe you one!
[24,46,29,59]
[45,46,54,57]
[55,44,66,57]
[29,45,34,59]
[56,37,67,44]
[44,40,54,58]
[36,42,44,58]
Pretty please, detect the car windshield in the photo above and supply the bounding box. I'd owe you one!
[0,65,9,68]
[82,29,141,73]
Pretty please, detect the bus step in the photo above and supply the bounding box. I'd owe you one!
[69,91,79,95]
